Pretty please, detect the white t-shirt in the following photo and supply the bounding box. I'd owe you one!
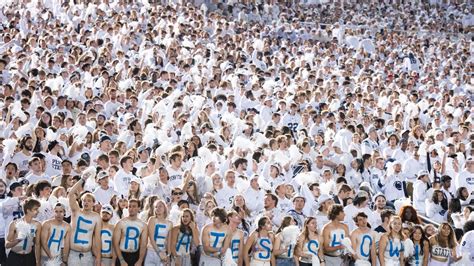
[460,230,474,263]
[45,153,62,178]
[113,169,136,197]
[93,186,117,205]
[215,185,238,209]
[167,166,184,188]
[455,170,474,192]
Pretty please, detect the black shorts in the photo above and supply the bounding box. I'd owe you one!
[116,250,140,266]
[6,251,35,266]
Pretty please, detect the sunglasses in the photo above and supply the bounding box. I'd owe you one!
[173,192,183,196]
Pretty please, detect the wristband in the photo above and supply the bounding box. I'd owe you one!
[119,257,125,263]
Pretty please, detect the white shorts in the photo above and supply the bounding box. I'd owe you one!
[199,253,221,265]
[144,248,166,266]
[324,255,343,265]
[250,259,271,266]
[67,250,94,265]
[101,257,114,266]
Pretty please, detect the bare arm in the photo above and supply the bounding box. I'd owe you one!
[147,217,160,253]
[370,233,377,266]
[350,230,359,260]
[422,240,429,266]
[40,222,52,258]
[378,235,387,266]
[169,227,179,257]
[272,234,285,256]
[5,221,21,248]
[68,178,84,213]
[137,224,148,265]
[270,234,276,266]
[63,225,71,264]
[93,217,102,265]
[243,232,256,266]
[34,222,42,266]
[237,233,244,266]
[113,222,124,264]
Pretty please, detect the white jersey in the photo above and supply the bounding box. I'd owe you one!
[460,231,474,263]
[282,113,301,132]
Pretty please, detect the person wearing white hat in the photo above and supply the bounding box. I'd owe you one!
[314,194,334,234]
[93,171,117,206]
[100,204,114,266]
[379,160,408,203]
[413,170,430,215]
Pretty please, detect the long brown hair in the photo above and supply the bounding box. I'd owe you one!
[179,208,195,234]
[436,222,457,249]
[301,217,317,242]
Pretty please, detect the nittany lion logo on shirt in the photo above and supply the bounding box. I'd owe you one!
[394,181,403,190]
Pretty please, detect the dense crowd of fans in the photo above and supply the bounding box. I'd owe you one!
[0,0,473,265]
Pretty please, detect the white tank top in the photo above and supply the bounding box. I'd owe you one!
[300,239,319,263]
[101,227,113,258]
[149,221,171,251]
[384,238,403,260]
[42,223,67,257]
[229,232,241,262]
[408,243,424,266]
[119,219,146,252]
[276,234,295,259]
[356,232,373,261]
[11,221,37,254]
[175,231,193,256]
[431,244,451,261]
[252,235,272,262]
